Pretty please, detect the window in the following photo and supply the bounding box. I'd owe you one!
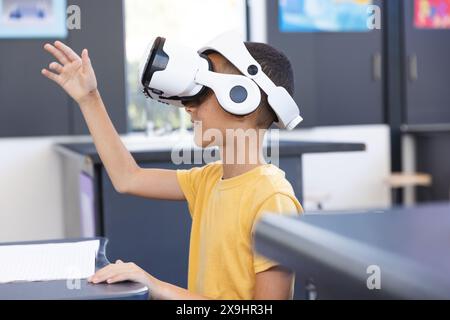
[124,0,247,133]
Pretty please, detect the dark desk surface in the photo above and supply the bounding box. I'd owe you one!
[0,238,148,300]
[56,140,366,163]
[255,203,450,299]
[0,279,148,300]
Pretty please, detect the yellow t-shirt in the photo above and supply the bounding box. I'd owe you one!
[176,161,303,300]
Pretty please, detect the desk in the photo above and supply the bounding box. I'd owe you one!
[0,238,148,300]
[255,203,450,299]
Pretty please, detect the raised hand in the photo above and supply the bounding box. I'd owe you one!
[42,41,97,104]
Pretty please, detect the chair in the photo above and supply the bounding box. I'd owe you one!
[385,173,433,205]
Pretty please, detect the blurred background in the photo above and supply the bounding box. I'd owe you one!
[0,0,449,293]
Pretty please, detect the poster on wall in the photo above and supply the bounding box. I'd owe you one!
[0,0,68,39]
[415,0,450,29]
[279,0,373,32]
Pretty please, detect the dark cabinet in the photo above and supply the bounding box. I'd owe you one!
[401,0,450,204]
[265,0,384,127]
[403,0,450,125]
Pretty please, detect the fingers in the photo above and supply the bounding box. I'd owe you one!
[106,273,133,284]
[89,262,132,283]
[89,264,116,283]
[91,270,125,284]
[49,62,63,74]
[87,261,148,286]
[44,43,70,65]
[54,41,81,62]
[81,49,92,73]
[41,68,61,84]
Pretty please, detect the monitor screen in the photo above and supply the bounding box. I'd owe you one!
[0,0,68,39]
[279,0,373,32]
[414,0,450,29]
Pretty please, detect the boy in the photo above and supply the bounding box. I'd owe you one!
[42,37,303,300]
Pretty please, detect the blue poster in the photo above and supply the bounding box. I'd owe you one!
[0,0,68,39]
[279,0,373,32]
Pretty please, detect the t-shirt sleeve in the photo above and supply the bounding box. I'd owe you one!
[252,193,303,274]
[176,165,208,218]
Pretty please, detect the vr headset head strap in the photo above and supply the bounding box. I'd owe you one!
[199,31,303,130]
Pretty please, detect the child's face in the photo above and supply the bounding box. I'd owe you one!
[184,53,255,149]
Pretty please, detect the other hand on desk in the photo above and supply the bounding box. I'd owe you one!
[88,260,158,296]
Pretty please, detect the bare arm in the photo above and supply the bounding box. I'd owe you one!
[77,90,184,200]
[254,266,295,300]
[90,261,294,300]
[154,266,294,300]
[42,41,184,200]
[88,260,210,300]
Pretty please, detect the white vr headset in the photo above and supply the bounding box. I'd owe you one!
[139,31,303,130]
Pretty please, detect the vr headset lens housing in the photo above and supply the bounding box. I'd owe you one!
[140,37,212,107]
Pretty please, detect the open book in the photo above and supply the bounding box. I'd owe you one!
[0,240,100,283]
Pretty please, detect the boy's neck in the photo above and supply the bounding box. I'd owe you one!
[219,130,268,180]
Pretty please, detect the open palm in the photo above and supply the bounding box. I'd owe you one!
[42,41,97,104]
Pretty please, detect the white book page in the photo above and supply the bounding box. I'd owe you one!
[0,240,100,283]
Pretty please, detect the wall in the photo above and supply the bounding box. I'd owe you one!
[0,136,89,242]
[284,125,392,211]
